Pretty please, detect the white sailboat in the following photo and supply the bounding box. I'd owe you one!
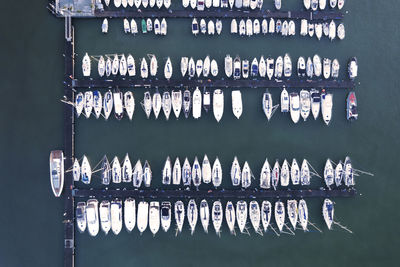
[203,56,210,77]
[322,199,334,230]
[75,92,84,117]
[321,91,333,125]
[162,156,172,185]
[192,157,202,187]
[143,91,152,119]
[212,201,223,235]
[300,89,311,121]
[124,91,135,120]
[287,200,298,230]
[310,89,321,120]
[225,201,236,235]
[172,90,182,119]
[260,158,271,189]
[93,90,102,119]
[83,91,93,119]
[82,53,91,77]
[175,201,185,233]
[98,56,105,77]
[81,155,92,184]
[274,201,285,232]
[281,159,290,186]
[202,155,212,184]
[72,158,80,182]
[249,201,261,233]
[323,58,332,79]
[298,199,308,231]
[133,160,143,187]
[230,19,237,34]
[112,156,121,183]
[183,89,191,119]
[196,59,203,77]
[301,159,310,185]
[103,90,113,120]
[212,157,222,187]
[291,159,300,185]
[313,54,322,77]
[181,57,188,77]
[324,159,334,189]
[172,157,182,185]
[241,161,252,188]
[152,90,162,119]
[261,200,272,232]
[143,160,152,187]
[187,199,198,235]
[182,157,192,186]
[113,90,123,120]
[122,153,133,183]
[231,156,241,186]
[272,160,280,190]
[200,199,210,233]
[236,200,248,233]
[164,57,172,80]
[127,54,135,76]
[259,56,266,77]
[162,91,172,120]
[149,54,158,76]
[140,58,148,78]
[275,56,283,78]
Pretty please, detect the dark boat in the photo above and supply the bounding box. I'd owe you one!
[346,91,358,121]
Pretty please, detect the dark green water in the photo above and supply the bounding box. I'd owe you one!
[1,0,400,266]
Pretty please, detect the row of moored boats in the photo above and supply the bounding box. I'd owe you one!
[122,18,168,35]
[300,19,345,40]
[191,19,223,35]
[303,0,345,10]
[229,18,295,37]
[102,0,171,9]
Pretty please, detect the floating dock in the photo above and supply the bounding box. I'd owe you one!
[72,78,355,89]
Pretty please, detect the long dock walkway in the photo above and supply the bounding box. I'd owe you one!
[73,188,356,199]
[72,78,355,89]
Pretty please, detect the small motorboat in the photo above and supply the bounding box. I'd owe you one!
[99,200,111,234]
[161,202,172,232]
[182,0,189,7]
[276,19,282,33]
[331,59,340,78]
[266,57,274,80]
[313,54,322,77]
[300,89,311,121]
[76,202,87,233]
[81,155,92,184]
[323,58,332,79]
[236,200,248,233]
[73,158,80,182]
[231,19,238,34]
[323,22,329,36]
[259,56,266,77]
[202,155,212,184]
[348,57,358,80]
[225,201,236,235]
[172,90,182,119]
[338,0,344,9]
[322,199,334,230]
[315,23,323,40]
[233,56,241,79]
[246,19,253,36]
[287,200,298,230]
[143,91,152,119]
[137,201,149,233]
[311,0,318,10]
[298,199,308,231]
[187,199,198,235]
[239,19,245,36]
[335,161,343,187]
[75,93,84,117]
[192,18,199,35]
[275,56,283,78]
[280,159,290,186]
[172,157,181,185]
[297,56,306,77]
[192,87,202,119]
[196,59,203,77]
[100,156,111,185]
[306,57,313,78]
[164,0,171,8]
[213,89,224,122]
[275,0,281,10]
[127,54,135,77]
[162,91,172,120]
[180,57,188,77]
[260,158,271,189]
[211,59,218,76]
[310,89,321,119]
[122,153,132,183]
[280,88,289,113]
[174,201,185,234]
[200,200,210,233]
[300,19,308,36]
[320,0,327,9]
[329,20,336,41]
[203,88,211,112]
[192,156,202,187]
[261,19,268,34]
[105,57,112,77]
[113,90,124,120]
[131,19,138,35]
[83,91,93,119]
[212,157,222,187]
[262,90,274,121]
[290,92,300,124]
[231,90,243,119]
[242,59,249,78]
[235,0,243,8]
[206,0,212,8]
[200,19,206,34]
[346,91,358,121]
[308,23,314,37]
[110,199,122,235]
[281,20,288,36]
[231,156,241,186]
[156,0,163,8]
[146,18,153,32]
[291,159,300,185]
[283,53,292,77]
[261,200,272,232]
[208,20,215,35]
[82,53,91,77]
[152,90,162,119]
[143,160,152,187]
[288,20,295,36]
[160,18,167,35]
[203,56,210,77]
[133,160,143,187]
[183,89,191,119]
[140,58,148,78]
[251,58,258,77]
[249,201,261,233]
[124,18,130,33]
[103,90,113,120]
[250,0,257,9]
[241,161,252,188]
[149,54,158,76]
[269,18,275,33]
[182,157,192,186]
[50,150,64,197]
[304,0,311,9]
[274,201,285,232]
[124,91,135,120]
[164,57,173,80]
[344,156,355,186]
[102,18,108,33]
[330,0,337,8]
[149,201,160,235]
[212,201,223,235]
[124,198,136,232]
[324,159,334,189]
[301,159,310,185]
[112,156,121,184]
[321,90,333,125]
[253,19,260,35]
[162,156,172,185]
[98,56,105,77]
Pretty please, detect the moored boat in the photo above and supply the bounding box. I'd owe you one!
[322,199,334,230]
[346,91,358,121]
[50,150,64,197]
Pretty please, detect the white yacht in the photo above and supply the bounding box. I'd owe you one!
[274,0,281,9]
[160,18,167,35]
[73,158,80,182]
[200,199,210,233]
[192,18,199,35]
[99,200,111,234]
[281,159,290,186]
[246,18,253,36]
[331,59,340,78]
[315,23,323,40]
[81,155,92,184]
[300,19,308,36]
[113,90,123,120]
[211,59,218,76]
[202,155,212,184]
[231,156,241,186]
[137,201,149,233]
[131,19,138,35]
[213,89,224,122]
[187,199,198,235]
[149,55,158,76]
[323,58,332,79]
[283,53,292,77]
[280,88,289,113]
[183,89,191,118]
[306,57,313,78]
[231,19,238,34]
[127,54,135,76]
[172,157,182,185]
[143,91,152,119]
[236,200,248,233]
[291,159,300,185]
[162,156,172,185]
[301,159,311,185]
[102,18,108,33]
[140,58,148,78]
[181,57,188,77]
[162,91,172,120]
[249,201,261,233]
[124,198,136,232]
[203,89,211,112]
[161,202,172,232]
[290,92,300,123]
[266,57,274,80]
[231,90,243,119]
[269,18,275,33]
[323,199,334,230]
[196,59,203,77]
[76,202,87,233]
[50,150,64,197]
[133,159,143,188]
[321,91,333,125]
[149,201,160,235]
[259,56,266,77]
[112,54,119,75]
[275,56,283,78]
[262,90,273,121]
[261,200,272,232]
[242,59,249,78]
[300,90,311,121]
[82,53,91,77]
[241,161,252,188]
[200,19,207,34]
[182,157,192,186]
[208,20,215,35]
[337,23,345,40]
[297,56,306,77]
[260,158,271,189]
[212,157,222,188]
[122,153,133,183]
[75,92,84,117]
[143,160,152,187]
[172,90,182,119]
[83,91,93,119]
[253,19,260,35]
[112,156,121,184]
[225,201,236,235]
[192,87,202,119]
[310,89,321,119]
[298,199,308,231]
[233,56,241,79]
[203,56,210,77]
[329,20,336,41]
[225,54,233,78]
[324,159,334,189]
[287,200,298,230]
[164,57,173,80]
[192,157,202,187]
[111,199,123,235]
[261,19,268,34]
[313,54,322,77]
[274,201,285,232]
[348,57,358,80]
[174,201,185,233]
[98,56,105,77]
[212,201,223,235]
[124,91,135,121]
[152,90,162,119]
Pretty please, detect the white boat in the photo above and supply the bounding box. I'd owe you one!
[122,0,128,7]
[231,19,238,34]
[253,19,260,35]
[298,199,308,231]
[124,91,135,120]
[283,53,292,77]
[321,91,333,125]
[301,159,311,185]
[288,20,295,36]
[203,56,210,77]
[202,155,212,184]
[287,200,298,230]
[200,19,207,34]
[308,23,314,37]
[304,0,311,9]
[338,0,344,9]
[274,201,285,232]
[112,156,121,183]
[137,201,149,233]
[320,0,326,9]
[98,56,105,77]
[297,56,306,77]
[212,157,222,187]
[262,90,273,121]
[241,161,252,188]
[306,57,313,78]
[225,201,236,235]
[195,59,203,77]
[242,59,249,78]
[231,156,241,186]
[180,57,188,77]
[246,19,253,36]
[140,58,148,78]
[235,0,243,8]
[76,202,87,233]
[250,0,257,9]
[260,201,272,233]
[344,156,354,186]
[149,201,160,235]
[213,0,220,7]
[291,159,300,185]
[174,201,185,233]
[231,90,243,119]
[208,20,215,35]
[182,0,189,8]
[152,90,162,119]
[216,19,222,35]
[212,201,223,235]
[324,159,334,189]
[329,20,336,41]
[331,59,340,78]
[161,202,171,232]
[192,156,202,187]
[271,160,281,190]
[300,89,311,121]
[191,0,197,9]
[105,57,112,77]
[113,90,123,120]
[335,161,343,187]
[124,198,136,232]
[236,200,247,233]
[82,53,91,77]
[310,89,320,119]
[172,157,182,185]
[315,23,323,40]
[156,0,163,8]
[99,200,111,234]
[313,54,322,77]
[269,18,275,33]
[275,0,281,9]
[75,92,84,117]
[256,0,263,9]
[280,88,289,112]
[275,56,283,78]
[322,199,334,230]
[160,18,167,35]
[266,57,274,80]
[206,0,212,8]
[192,18,199,35]
[203,89,211,112]
[261,19,268,34]
[122,153,132,183]
[348,57,358,80]
[249,201,261,233]
[323,58,331,79]
[233,56,241,79]
[187,199,198,235]
[103,90,113,120]
[143,91,152,119]
[213,89,224,122]
[81,155,92,184]
[281,20,288,36]
[50,150,64,197]
[300,19,308,36]
[260,158,271,189]
[238,19,245,35]
[251,57,258,77]
[162,91,172,120]
[259,56,266,77]
[73,158,80,182]
[149,55,158,76]
[281,159,290,186]
[143,160,152,187]
[83,91,93,119]
[200,200,209,233]
[146,18,153,32]
[321,22,328,36]
[192,87,202,119]
[311,0,318,10]
[171,90,182,119]
[127,54,135,76]
[131,19,138,35]
[188,57,195,78]
[111,199,122,235]
[182,157,192,186]
[164,57,173,80]
[162,156,172,185]
[100,156,111,185]
[124,18,130,33]
[133,159,143,188]
[210,59,218,77]
[183,89,191,119]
